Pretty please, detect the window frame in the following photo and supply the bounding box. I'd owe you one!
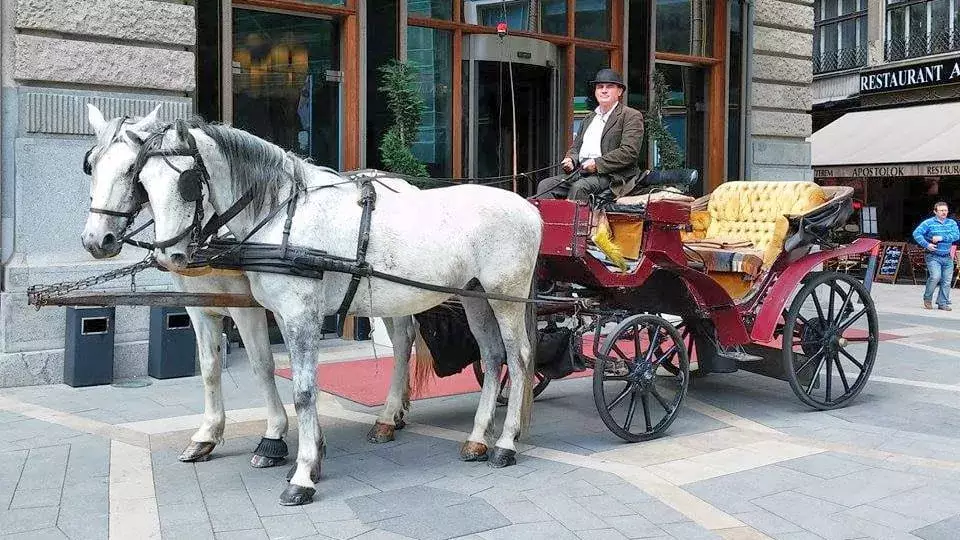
[885,0,960,60]
[814,0,868,74]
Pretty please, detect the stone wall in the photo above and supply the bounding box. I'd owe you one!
[0,0,196,387]
[748,0,814,181]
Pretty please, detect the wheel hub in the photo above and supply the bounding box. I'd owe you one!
[800,317,830,357]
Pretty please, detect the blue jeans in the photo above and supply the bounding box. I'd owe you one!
[924,253,954,306]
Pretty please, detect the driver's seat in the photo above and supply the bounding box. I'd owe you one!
[595,169,700,211]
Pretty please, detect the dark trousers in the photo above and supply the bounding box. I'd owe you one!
[535,172,612,201]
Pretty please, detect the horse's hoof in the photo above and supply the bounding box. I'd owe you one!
[286,464,321,483]
[179,441,216,462]
[367,422,396,443]
[250,454,285,468]
[394,417,406,430]
[460,441,489,462]
[279,484,316,506]
[488,447,517,468]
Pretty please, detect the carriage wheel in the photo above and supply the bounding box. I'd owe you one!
[593,314,689,442]
[661,319,708,378]
[472,361,551,406]
[782,271,878,410]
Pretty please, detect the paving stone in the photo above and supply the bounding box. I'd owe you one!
[838,504,931,532]
[162,522,217,540]
[562,468,627,487]
[260,514,320,539]
[425,474,497,496]
[352,530,418,540]
[473,487,526,504]
[575,528,629,540]
[311,517,376,539]
[486,498,553,524]
[214,530,270,540]
[658,521,722,539]
[793,467,927,507]
[731,510,803,535]
[238,470,306,518]
[373,499,510,540]
[303,499,358,523]
[0,506,60,535]
[477,521,580,540]
[10,445,68,508]
[600,514,670,539]
[573,495,640,518]
[629,499,689,525]
[524,490,607,531]
[777,452,873,479]
[685,464,820,514]
[751,491,865,540]
[56,507,108,540]
[159,502,213,528]
[600,482,655,505]
[204,490,266,533]
[912,514,960,540]
[0,527,69,539]
[869,484,960,524]
[770,532,827,540]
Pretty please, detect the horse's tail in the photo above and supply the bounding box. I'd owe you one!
[410,317,436,396]
[519,275,538,440]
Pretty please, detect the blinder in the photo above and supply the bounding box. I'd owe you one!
[178,168,204,202]
[83,148,94,176]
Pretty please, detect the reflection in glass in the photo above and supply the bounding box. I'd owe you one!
[655,63,706,196]
[728,0,744,181]
[575,0,610,41]
[409,0,452,19]
[232,9,340,168]
[408,26,453,177]
[573,47,610,117]
[464,0,530,30]
[626,0,650,110]
[541,0,568,35]
[656,0,712,56]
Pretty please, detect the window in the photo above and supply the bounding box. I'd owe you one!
[464,0,530,30]
[886,0,960,60]
[656,0,713,56]
[407,26,453,177]
[814,0,867,73]
[409,0,453,20]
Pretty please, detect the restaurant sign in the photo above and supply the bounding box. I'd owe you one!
[860,56,960,95]
[814,162,960,178]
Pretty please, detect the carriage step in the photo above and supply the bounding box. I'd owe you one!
[717,349,763,363]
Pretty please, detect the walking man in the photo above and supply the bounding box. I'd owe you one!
[912,201,960,310]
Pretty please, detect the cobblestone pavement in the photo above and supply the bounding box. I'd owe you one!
[1,284,959,539]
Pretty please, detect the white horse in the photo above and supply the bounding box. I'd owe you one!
[106,116,541,505]
[79,107,418,469]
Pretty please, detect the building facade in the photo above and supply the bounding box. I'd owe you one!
[0,0,813,387]
[811,0,960,239]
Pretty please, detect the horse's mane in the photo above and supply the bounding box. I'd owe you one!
[182,117,310,216]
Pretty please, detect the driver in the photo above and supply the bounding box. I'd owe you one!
[535,68,644,201]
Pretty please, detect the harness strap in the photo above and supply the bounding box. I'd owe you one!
[336,177,377,329]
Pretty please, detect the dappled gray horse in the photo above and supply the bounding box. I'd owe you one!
[83,109,542,506]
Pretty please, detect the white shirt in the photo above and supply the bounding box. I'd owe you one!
[579,102,618,161]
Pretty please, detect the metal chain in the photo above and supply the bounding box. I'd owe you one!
[27,254,157,309]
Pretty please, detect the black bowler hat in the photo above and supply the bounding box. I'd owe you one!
[589,68,625,88]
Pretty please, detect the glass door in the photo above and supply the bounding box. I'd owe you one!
[231,8,341,169]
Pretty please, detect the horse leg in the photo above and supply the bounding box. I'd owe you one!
[229,308,290,468]
[487,300,535,468]
[279,314,325,506]
[459,297,507,462]
[368,316,415,443]
[180,308,225,462]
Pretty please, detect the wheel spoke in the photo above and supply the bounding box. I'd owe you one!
[804,355,829,395]
[650,386,674,413]
[838,346,866,371]
[656,343,680,366]
[827,283,837,322]
[645,326,662,364]
[843,336,873,342]
[811,289,827,322]
[795,348,825,374]
[641,393,652,432]
[611,343,631,361]
[834,356,851,393]
[838,307,868,332]
[624,389,638,431]
[832,284,855,327]
[606,383,633,411]
[826,352,833,403]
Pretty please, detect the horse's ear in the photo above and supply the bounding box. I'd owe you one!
[87,104,107,135]
[175,119,190,142]
[125,130,144,146]
[132,104,163,131]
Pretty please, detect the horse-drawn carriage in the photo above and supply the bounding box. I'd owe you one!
[450,173,879,443]
[34,105,879,505]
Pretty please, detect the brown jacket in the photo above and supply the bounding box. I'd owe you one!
[565,103,645,197]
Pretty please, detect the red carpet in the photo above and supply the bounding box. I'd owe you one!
[275,356,590,407]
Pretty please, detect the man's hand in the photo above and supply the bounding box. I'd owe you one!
[581,158,597,173]
[561,157,575,173]
[932,235,943,243]
[928,243,938,252]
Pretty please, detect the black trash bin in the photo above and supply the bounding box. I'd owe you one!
[148,307,197,379]
[64,307,115,387]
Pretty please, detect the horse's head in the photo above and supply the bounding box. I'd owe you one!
[136,120,209,272]
[81,103,161,258]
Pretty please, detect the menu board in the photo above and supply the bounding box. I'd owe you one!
[874,242,906,283]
